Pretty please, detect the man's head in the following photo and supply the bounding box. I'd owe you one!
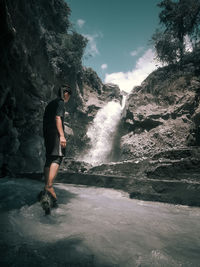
[58,84,72,102]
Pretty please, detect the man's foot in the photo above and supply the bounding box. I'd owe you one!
[40,190,52,215]
[44,186,58,208]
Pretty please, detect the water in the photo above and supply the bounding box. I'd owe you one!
[0,178,200,266]
[82,97,126,165]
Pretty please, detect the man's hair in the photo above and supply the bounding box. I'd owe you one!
[58,84,72,98]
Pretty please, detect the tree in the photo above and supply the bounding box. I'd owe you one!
[59,31,88,73]
[152,30,180,64]
[152,0,200,65]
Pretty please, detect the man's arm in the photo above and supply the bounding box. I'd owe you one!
[55,116,66,148]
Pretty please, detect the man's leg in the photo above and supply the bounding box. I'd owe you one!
[45,162,60,199]
[44,166,49,186]
[44,156,63,199]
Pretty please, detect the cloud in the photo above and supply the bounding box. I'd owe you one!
[83,34,100,57]
[105,49,160,93]
[130,46,144,57]
[77,19,85,28]
[101,64,108,70]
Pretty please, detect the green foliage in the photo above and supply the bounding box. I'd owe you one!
[60,31,88,71]
[152,0,200,65]
[46,31,88,77]
[44,29,88,79]
[152,30,180,64]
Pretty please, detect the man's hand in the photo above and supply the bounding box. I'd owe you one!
[60,135,66,148]
[56,116,66,148]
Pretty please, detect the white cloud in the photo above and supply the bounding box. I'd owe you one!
[130,46,143,57]
[77,19,85,28]
[83,34,100,57]
[101,64,108,70]
[105,49,160,93]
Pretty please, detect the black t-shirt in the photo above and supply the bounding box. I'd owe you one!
[43,98,65,134]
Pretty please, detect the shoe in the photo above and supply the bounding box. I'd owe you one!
[39,190,52,215]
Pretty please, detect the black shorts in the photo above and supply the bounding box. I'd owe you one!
[44,129,65,157]
[44,155,63,167]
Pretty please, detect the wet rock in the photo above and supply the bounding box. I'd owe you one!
[57,146,200,206]
[17,135,45,173]
[60,158,92,173]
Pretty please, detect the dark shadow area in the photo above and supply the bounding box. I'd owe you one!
[122,118,163,136]
[0,178,77,211]
[0,236,113,267]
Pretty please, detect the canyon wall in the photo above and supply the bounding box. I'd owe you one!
[0,0,121,176]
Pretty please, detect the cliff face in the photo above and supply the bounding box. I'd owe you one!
[0,0,79,175]
[0,0,121,176]
[120,54,200,161]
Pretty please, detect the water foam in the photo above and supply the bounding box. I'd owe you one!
[82,96,126,165]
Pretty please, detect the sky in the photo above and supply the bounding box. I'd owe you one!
[66,0,161,92]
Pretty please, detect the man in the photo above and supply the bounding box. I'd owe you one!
[42,84,71,206]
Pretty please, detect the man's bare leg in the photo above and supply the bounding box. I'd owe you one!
[45,163,60,199]
[44,166,49,185]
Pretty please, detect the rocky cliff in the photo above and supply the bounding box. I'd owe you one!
[0,0,80,175]
[0,0,121,176]
[120,54,200,160]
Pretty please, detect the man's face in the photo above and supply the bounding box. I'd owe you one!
[63,91,70,103]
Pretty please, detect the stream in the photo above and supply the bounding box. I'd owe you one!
[0,178,200,266]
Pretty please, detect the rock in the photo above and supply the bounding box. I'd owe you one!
[102,83,121,102]
[55,146,200,206]
[64,124,74,136]
[82,67,103,94]
[60,158,92,173]
[119,64,199,161]
[16,135,45,173]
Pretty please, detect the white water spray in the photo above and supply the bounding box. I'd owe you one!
[82,96,127,165]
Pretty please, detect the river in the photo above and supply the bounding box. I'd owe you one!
[0,178,200,266]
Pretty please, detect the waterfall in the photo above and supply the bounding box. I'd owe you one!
[82,96,127,165]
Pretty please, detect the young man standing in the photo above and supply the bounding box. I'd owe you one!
[42,84,71,206]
